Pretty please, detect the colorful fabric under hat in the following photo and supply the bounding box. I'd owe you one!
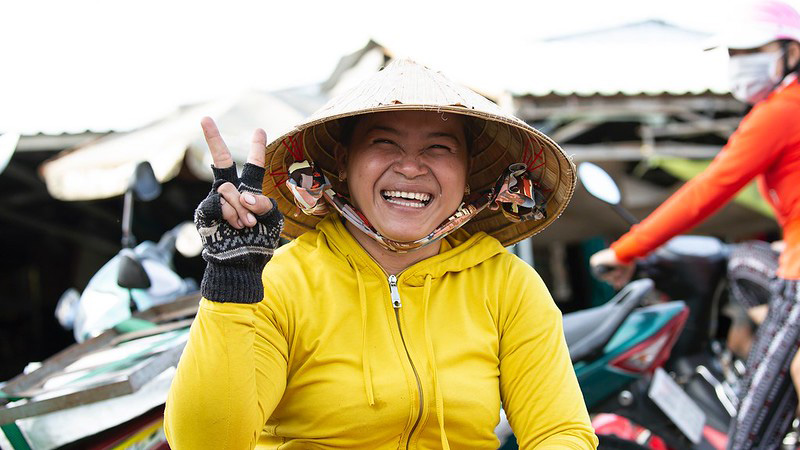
[286,159,547,253]
[263,58,576,247]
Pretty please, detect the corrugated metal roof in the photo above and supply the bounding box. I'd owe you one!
[506,20,730,97]
[371,21,730,100]
[543,19,708,44]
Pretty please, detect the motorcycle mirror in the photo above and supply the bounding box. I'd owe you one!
[578,162,639,225]
[117,250,152,289]
[175,221,203,258]
[130,161,161,202]
[578,162,622,205]
[121,161,160,249]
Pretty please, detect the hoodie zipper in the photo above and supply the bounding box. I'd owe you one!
[388,274,424,449]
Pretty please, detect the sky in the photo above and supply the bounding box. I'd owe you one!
[2,0,799,134]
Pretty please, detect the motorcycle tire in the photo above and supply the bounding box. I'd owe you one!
[597,434,650,450]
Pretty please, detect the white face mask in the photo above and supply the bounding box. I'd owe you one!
[728,51,783,104]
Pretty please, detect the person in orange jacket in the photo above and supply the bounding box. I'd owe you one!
[591,1,800,448]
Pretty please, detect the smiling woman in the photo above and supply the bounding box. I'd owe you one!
[340,111,470,272]
[164,59,598,449]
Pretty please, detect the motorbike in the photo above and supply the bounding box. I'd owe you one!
[571,279,691,450]
[500,162,744,449]
[589,237,738,449]
[55,161,201,343]
[498,276,690,449]
[576,162,800,449]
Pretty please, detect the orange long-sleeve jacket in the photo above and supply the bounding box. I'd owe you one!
[612,78,800,279]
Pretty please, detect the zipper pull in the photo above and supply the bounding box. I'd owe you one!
[388,275,402,309]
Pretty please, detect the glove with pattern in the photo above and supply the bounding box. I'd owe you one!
[194,162,283,303]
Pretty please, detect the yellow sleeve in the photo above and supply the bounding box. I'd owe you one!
[164,288,289,449]
[499,259,598,450]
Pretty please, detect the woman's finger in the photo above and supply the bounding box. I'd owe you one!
[248,128,267,168]
[218,182,256,227]
[201,117,234,169]
[221,200,242,229]
[241,192,273,216]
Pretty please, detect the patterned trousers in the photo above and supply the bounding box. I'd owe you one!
[727,241,778,311]
[727,278,800,449]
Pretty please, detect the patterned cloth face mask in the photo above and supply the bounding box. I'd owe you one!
[286,160,548,253]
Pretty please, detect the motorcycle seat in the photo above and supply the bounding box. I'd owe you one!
[564,279,654,363]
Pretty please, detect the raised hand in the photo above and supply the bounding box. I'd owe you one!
[194,117,284,303]
[201,116,274,228]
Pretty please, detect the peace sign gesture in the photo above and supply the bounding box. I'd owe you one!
[194,117,284,304]
[201,117,274,228]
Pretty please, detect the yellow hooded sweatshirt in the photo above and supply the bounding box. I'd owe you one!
[165,215,597,449]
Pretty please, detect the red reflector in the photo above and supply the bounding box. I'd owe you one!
[610,306,689,375]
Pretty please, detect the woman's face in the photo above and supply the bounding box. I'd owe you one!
[342,110,470,242]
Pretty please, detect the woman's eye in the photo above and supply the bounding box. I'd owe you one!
[373,138,395,145]
[429,144,453,152]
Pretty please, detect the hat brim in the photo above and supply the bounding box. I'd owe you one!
[704,32,773,51]
[262,59,575,247]
[703,26,800,51]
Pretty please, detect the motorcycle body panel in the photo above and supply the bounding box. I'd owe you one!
[72,239,197,342]
[575,302,687,407]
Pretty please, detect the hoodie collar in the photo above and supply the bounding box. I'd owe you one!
[315,214,507,284]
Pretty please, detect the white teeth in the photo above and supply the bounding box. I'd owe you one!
[385,198,426,208]
[382,190,431,202]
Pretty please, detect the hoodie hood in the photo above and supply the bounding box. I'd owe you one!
[310,213,508,284]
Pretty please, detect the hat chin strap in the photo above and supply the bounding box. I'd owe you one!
[324,187,481,253]
[286,161,548,253]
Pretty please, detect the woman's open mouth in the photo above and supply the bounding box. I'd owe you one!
[381,190,432,209]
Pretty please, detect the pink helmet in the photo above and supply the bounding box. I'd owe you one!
[706,0,800,50]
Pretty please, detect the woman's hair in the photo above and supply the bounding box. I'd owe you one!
[337,116,360,148]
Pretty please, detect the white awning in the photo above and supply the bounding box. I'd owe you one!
[40,90,307,201]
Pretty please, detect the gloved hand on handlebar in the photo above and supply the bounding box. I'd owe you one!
[589,248,635,290]
[194,117,284,304]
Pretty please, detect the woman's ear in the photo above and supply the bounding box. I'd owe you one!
[789,41,800,70]
[334,142,347,181]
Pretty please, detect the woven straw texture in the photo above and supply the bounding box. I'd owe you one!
[262,59,575,247]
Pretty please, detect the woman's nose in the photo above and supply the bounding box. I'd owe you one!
[393,152,428,178]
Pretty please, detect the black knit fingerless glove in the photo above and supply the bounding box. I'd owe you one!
[194,163,283,303]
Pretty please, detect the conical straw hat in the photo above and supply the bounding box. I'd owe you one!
[263,59,575,247]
